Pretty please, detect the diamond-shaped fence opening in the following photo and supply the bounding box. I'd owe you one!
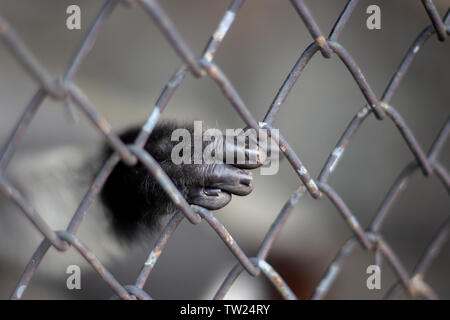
[0,0,449,300]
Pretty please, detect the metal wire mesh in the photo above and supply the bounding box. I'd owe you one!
[0,0,449,300]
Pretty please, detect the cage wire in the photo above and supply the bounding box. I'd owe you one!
[0,0,449,300]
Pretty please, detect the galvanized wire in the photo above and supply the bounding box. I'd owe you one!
[0,0,449,300]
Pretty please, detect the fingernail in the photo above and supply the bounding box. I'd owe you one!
[204,188,221,197]
[239,171,252,186]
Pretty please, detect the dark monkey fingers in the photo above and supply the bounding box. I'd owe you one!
[100,122,262,241]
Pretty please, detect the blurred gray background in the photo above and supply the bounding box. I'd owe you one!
[0,0,449,299]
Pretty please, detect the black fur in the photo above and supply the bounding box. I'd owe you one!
[100,121,260,242]
[100,122,196,241]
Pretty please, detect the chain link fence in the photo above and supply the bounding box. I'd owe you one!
[0,0,449,300]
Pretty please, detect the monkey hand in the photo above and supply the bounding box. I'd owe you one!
[100,121,262,241]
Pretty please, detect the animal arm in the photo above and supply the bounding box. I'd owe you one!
[100,121,261,241]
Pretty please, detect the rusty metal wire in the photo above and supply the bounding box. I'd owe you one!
[0,0,449,300]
